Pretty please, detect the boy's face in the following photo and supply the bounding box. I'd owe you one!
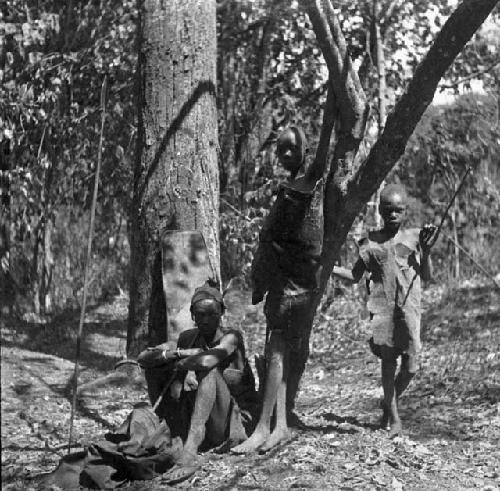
[276,130,303,174]
[191,299,222,340]
[379,191,406,231]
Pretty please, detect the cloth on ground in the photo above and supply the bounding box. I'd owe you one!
[41,403,182,489]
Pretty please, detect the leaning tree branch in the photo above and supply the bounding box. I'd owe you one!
[348,0,498,213]
[304,0,368,172]
[307,84,337,183]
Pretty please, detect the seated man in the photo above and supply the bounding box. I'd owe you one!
[138,280,258,482]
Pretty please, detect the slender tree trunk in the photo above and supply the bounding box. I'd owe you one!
[0,140,13,314]
[128,0,219,356]
[373,0,386,229]
[452,201,460,279]
[41,218,53,313]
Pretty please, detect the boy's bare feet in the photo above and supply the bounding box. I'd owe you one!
[389,420,403,437]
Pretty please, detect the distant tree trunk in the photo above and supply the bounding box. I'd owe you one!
[128,0,219,356]
[373,0,387,229]
[0,140,12,315]
[452,201,460,279]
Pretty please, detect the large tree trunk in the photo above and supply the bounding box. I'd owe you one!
[128,0,219,356]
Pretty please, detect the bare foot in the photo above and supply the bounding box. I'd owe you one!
[163,451,200,485]
[258,427,292,453]
[230,428,270,454]
[389,420,403,438]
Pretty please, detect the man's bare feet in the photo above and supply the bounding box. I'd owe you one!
[163,451,200,485]
[213,434,247,454]
[230,428,270,454]
[258,426,292,453]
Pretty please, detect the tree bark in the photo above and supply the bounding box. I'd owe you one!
[128,0,219,356]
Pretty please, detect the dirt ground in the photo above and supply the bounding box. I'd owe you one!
[1,281,499,490]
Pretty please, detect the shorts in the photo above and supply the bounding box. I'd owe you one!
[264,289,315,349]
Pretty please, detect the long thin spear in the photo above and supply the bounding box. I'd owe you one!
[67,76,108,453]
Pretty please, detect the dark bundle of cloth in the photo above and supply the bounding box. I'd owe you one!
[41,404,182,489]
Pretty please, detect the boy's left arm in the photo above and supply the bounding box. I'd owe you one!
[419,224,438,281]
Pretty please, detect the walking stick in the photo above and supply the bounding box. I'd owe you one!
[67,76,107,453]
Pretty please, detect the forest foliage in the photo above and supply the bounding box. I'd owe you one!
[1,0,499,315]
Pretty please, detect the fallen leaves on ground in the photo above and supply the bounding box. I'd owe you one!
[1,279,499,490]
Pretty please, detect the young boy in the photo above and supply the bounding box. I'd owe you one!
[333,184,437,435]
[233,126,326,453]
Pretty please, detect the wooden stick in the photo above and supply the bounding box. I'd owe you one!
[152,369,179,412]
[429,166,471,248]
[68,76,107,453]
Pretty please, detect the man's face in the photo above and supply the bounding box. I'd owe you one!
[379,192,406,231]
[277,130,303,174]
[191,299,222,340]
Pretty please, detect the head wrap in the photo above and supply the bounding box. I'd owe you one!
[190,280,225,313]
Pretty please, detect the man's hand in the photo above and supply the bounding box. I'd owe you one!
[169,380,183,401]
[420,224,438,252]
